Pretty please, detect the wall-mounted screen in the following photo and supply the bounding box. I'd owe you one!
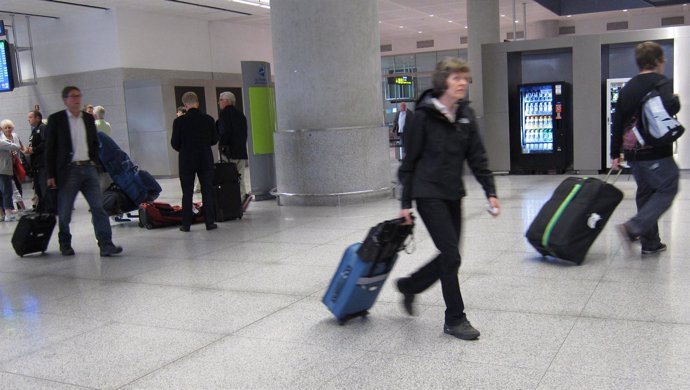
[0,40,15,92]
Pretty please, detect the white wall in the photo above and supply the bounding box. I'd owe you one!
[209,21,273,74]
[26,10,121,78]
[115,9,212,72]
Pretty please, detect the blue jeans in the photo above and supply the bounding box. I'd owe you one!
[57,164,112,246]
[0,174,13,210]
[629,157,679,249]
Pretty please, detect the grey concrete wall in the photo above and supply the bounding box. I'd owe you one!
[482,26,690,172]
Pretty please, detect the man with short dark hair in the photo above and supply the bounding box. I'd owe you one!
[171,91,218,232]
[45,86,123,257]
[25,110,55,213]
[611,41,680,255]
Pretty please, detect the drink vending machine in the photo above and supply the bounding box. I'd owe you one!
[605,78,630,168]
[510,82,572,173]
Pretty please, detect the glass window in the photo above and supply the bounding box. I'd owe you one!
[393,54,416,73]
[437,49,460,60]
[415,52,437,72]
[381,56,395,74]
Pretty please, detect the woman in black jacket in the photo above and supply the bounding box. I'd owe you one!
[397,58,500,341]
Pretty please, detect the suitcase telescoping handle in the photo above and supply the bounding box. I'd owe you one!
[604,167,623,184]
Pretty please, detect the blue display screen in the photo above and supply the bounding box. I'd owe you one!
[0,40,14,92]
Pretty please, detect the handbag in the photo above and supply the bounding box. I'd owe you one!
[357,216,414,262]
[12,152,26,182]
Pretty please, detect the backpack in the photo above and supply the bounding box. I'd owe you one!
[625,80,684,148]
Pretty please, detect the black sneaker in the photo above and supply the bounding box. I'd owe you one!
[100,242,123,257]
[395,278,416,316]
[60,244,75,256]
[641,243,667,255]
[444,319,480,340]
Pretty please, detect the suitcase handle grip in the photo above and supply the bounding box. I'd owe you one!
[357,273,389,285]
[603,167,623,184]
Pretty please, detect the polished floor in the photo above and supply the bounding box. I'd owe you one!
[1,167,690,389]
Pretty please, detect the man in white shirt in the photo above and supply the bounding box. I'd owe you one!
[45,86,123,257]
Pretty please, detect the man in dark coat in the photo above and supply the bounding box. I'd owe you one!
[26,110,55,213]
[217,91,252,210]
[45,86,122,257]
[171,91,218,232]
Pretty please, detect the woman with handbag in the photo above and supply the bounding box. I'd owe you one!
[397,58,500,341]
[0,119,24,221]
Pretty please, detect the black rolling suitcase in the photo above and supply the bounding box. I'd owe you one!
[525,171,623,264]
[12,213,57,257]
[213,154,242,221]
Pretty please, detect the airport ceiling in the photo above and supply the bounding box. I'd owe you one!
[0,0,687,41]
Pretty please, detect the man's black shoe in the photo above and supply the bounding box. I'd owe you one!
[641,243,667,255]
[179,226,190,232]
[206,223,218,231]
[100,242,123,257]
[444,319,480,340]
[396,278,416,316]
[60,245,75,256]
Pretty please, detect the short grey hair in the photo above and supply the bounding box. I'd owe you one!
[93,105,106,119]
[181,92,199,106]
[219,91,236,105]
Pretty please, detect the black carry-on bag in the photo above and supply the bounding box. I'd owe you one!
[12,213,57,257]
[525,170,623,264]
[213,148,242,221]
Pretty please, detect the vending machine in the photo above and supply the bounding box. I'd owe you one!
[510,82,572,173]
[605,78,630,168]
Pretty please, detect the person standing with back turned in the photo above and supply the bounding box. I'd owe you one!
[217,91,252,211]
[611,41,680,256]
[45,86,123,257]
[396,58,500,341]
[171,91,218,232]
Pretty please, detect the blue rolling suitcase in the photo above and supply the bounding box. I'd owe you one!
[322,243,398,325]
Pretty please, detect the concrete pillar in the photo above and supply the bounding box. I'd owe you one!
[270,0,390,206]
[467,0,500,119]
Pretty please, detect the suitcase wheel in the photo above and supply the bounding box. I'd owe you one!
[145,223,153,230]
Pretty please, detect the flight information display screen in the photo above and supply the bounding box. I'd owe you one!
[0,40,14,92]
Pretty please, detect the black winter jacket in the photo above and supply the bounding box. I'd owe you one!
[398,89,497,209]
[611,72,680,161]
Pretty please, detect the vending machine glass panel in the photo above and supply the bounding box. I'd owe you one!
[519,84,555,155]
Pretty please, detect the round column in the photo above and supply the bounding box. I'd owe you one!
[467,0,500,118]
[271,0,390,206]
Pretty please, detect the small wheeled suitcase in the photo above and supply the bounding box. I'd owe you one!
[214,182,242,221]
[12,213,56,257]
[213,156,242,221]
[322,243,398,324]
[525,171,623,264]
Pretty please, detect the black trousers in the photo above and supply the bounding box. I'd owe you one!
[179,169,215,228]
[399,198,465,325]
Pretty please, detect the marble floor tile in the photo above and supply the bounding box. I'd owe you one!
[122,336,365,389]
[373,306,576,370]
[2,323,220,389]
[2,173,690,388]
[324,352,543,389]
[121,289,301,334]
[582,280,690,323]
[460,274,599,315]
[0,372,89,389]
[549,317,690,385]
